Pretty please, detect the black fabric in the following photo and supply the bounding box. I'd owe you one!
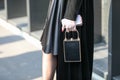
[40,0,94,80]
[64,0,82,20]
[40,0,62,55]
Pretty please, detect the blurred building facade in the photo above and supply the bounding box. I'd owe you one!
[0,0,114,80]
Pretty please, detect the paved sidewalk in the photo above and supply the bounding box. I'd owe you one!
[0,19,107,80]
[0,25,43,80]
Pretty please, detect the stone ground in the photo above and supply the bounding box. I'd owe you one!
[0,24,43,80]
[0,19,107,80]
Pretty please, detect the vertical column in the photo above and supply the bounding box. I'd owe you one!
[0,0,4,9]
[112,0,120,79]
[6,0,27,19]
[29,0,49,31]
[94,0,102,43]
[108,0,112,80]
[0,0,6,19]
[5,0,28,32]
[102,0,111,44]
[27,0,49,38]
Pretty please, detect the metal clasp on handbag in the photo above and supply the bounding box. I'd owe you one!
[63,30,82,62]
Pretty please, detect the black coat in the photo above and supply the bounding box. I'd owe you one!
[40,0,94,80]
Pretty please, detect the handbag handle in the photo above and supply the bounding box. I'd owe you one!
[64,30,80,41]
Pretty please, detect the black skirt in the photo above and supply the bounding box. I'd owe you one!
[40,0,67,55]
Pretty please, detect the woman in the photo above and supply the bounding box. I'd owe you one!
[40,0,94,80]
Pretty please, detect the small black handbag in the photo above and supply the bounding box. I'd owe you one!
[63,30,82,62]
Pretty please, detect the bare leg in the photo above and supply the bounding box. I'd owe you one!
[42,51,57,80]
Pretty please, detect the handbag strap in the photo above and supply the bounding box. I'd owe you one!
[64,30,80,41]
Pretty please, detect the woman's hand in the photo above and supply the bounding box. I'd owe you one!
[61,18,76,32]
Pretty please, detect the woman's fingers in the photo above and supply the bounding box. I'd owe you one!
[62,25,76,32]
[72,26,77,31]
[62,24,65,32]
[61,18,76,32]
[66,28,69,32]
[62,25,71,32]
